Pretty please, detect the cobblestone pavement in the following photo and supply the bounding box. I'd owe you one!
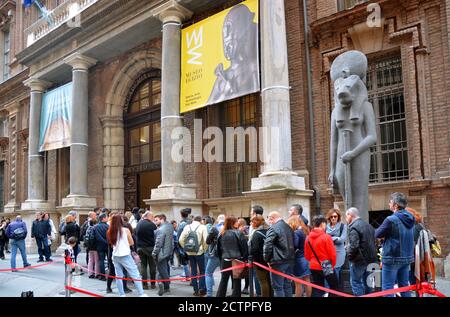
[1,252,449,297]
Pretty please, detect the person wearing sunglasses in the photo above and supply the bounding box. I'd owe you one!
[326,209,347,291]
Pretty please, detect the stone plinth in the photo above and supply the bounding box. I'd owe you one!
[144,198,202,223]
[21,200,55,212]
[244,188,314,222]
[61,196,97,213]
[251,172,306,191]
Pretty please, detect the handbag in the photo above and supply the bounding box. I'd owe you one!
[307,240,334,277]
[231,259,249,279]
[230,231,248,279]
[131,251,141,265]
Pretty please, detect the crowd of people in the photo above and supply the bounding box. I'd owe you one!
[0,191,440,298]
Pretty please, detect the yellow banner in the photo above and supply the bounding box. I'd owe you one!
[180,0,260,113]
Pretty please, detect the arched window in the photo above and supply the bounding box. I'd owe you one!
[128,77,161,113]
[125,72,161,167]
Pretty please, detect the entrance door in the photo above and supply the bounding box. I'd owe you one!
[138,170,161,208]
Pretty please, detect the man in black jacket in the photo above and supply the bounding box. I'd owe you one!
[135,211,157,290]
[94,213,109,280]
[31,212,52,262]
[345,207,377,296]
[263,211,295,297]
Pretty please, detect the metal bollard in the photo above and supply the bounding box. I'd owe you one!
[65,263,72,297]
[248,255,254,297]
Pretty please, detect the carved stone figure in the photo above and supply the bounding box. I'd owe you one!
[328,50,377,221]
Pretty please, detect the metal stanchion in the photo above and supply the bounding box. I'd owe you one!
[65,262,72,297]
[248,255,254,297]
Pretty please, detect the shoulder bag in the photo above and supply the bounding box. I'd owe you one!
[307,239,334,277]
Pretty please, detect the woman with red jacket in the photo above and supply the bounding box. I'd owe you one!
[304,215,338,297]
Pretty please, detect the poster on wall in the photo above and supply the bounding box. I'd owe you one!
[180,0,260,113]
[39,82,72,152]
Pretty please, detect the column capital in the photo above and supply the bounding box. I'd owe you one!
[4,101,20,116]
[23,78,51,92]
[152,0,193,24]
[64,53,97,71]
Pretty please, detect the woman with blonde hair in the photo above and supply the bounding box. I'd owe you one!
[287,216,312,297]
[64,214,81,264]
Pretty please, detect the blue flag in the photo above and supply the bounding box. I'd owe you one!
[23,0,35,8]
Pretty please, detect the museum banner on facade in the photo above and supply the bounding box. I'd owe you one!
[180,0,260,113]
[39,82,72,152]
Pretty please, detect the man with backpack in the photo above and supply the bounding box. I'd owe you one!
[80,211,97,266]
[6,216,31,272]
[84,217,99,279]
[177,208,192,279]
[179,215,208,296]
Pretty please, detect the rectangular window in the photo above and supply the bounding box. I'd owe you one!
[337,0,368,11]
[128,122,161,166]
[221,94,259,197]
[3,30,10,81]
[368,54,409,183]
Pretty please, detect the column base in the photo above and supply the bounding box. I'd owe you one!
[21,200,55,211]
[251,172,306,191]
[145,185,200,221]
[3,201,21,213]
[150,185,197,200]
[61,196,97,209]
[244,188,314,222]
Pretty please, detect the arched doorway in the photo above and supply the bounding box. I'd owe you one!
[123,70,162,211]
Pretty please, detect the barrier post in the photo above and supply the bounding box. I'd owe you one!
[65,263,72,297]
[248,255,254,297]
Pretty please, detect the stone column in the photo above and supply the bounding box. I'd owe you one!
[150,2,196,200]
[21,78,54,211]
[146,2,202,218]
[61,53,97,210]
[246,0,313,219]
[251,0,304,190]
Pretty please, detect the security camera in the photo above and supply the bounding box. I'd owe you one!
[7,10,13,18]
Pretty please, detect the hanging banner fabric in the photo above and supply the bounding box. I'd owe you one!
[39,82,72,152]
[180,0,260,113]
